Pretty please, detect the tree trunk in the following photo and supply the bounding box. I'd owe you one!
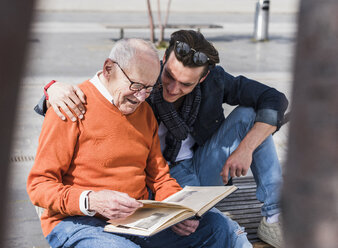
[157,0,164,43]
[0,0,35,245]
[164,0,172,27]
[282,0,338,247]
[157,0,171,45]
[161,0,172,42]
[146,0,155,43]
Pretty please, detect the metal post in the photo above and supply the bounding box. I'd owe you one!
[120,28,124,39]
[253,0,270,41]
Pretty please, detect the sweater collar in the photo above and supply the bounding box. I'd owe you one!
[89,71,114,104]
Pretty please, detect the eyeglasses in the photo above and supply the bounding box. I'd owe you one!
[174,41,210,66]
[113,61,154,93]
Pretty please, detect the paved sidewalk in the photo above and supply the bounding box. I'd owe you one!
[6,9,295,247]
[35,0,300,13]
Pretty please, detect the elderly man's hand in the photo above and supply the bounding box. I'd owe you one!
[88,190,143,220]
[171,219,199,236]
[47,81,86,122]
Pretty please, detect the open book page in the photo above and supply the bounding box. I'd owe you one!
[162,185,237,215]
[139,186,237,214]
[106,207,193,236]
[139,200,192,210]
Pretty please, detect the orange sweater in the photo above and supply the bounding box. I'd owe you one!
[27,81,181,237]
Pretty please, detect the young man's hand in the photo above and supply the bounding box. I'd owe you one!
[88,190,143,220]
[220,122,277,184]
[171,219,199,236]
[47,82,86,121]
[220,146,253,184]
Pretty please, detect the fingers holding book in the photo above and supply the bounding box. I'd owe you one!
[171,219,200,236]
[88,190,143,220]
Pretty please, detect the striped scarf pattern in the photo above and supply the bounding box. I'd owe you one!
[150,81,201,163]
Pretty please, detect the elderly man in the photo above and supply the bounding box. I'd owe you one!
[36,30,289,248]
[28,38,235,248]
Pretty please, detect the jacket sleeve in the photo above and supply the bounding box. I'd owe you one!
[34,95,47,116]
[218,67,289,130]
[145,119,182,201]
[27,108,84,216]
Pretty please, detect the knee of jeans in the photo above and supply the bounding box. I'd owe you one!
[203,211,231,235]
[206,215,250,247]
[235,107,256,135]
[232,226,252,248]
[234,226,246,236]
[234,107,256,123]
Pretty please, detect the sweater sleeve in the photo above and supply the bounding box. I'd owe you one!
[145,121,182,201]
[27,108,84,216]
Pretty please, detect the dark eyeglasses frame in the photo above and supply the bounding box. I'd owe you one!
[113,61,154,93]
[174,41,210,66]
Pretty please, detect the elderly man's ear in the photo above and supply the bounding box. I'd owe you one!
[103,59,115,79]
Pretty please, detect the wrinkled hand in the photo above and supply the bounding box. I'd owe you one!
[88,190,143,220]
[171,219,199,236]
[47,82,86,121]
[220,146,253,184]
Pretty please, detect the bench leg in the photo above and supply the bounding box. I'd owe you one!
[120,28,124,39]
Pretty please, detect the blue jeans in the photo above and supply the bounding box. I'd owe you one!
[170,107,282,247]
[170,167,252,248]
[171,106,282,217]
[46,209,233,248]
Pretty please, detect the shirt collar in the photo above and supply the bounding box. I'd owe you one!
[89,71,114,104]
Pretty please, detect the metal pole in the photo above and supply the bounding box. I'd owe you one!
[253,0,270,41]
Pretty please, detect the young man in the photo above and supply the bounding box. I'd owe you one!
[28,38,238,248]
[36,30,288,248]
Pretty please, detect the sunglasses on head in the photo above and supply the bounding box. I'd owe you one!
[174,41,210,66]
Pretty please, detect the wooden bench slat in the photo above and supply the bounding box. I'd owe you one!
[233,188,257,193]
[222,195,258,201]
[105,24,223,29]
[222,208,262,215]
[227,192,257,199]
[219,202,262,208]
[228,212,262,220]
[233,177,256,183]
[105,23,223,39]
[236,217,262,225]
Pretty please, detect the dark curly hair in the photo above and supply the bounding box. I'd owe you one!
[165,30,219,76]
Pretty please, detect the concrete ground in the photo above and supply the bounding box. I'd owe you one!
[35,0,300,13]
[6,7,296,247]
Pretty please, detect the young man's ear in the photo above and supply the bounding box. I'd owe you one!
[199,70,210,83]
[103,59,114,79]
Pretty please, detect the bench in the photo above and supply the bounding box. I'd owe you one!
[215,176,273,247]
[105,23,223,39]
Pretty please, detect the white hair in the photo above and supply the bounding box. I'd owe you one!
[108,38,158,69]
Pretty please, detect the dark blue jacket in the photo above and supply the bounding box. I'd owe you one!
[148,65,289,146]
